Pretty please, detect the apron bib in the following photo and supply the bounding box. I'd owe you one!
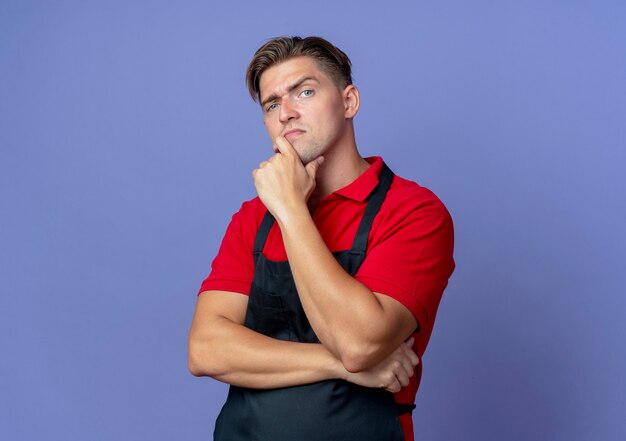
[214,165,406,441]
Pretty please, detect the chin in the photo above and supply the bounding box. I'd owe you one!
[292,145,314,164]
[298,152,322,165]
[295,143,325,165]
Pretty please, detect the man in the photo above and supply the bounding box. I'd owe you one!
[189,36,455,441]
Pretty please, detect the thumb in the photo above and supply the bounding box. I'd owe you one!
[305,156,324,178]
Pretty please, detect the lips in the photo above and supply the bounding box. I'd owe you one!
[283,129,305,142]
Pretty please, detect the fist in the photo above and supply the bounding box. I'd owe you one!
[252,136,324,220]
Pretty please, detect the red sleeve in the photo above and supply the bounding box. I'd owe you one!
[354,198,455,348]
[197,200,262,295]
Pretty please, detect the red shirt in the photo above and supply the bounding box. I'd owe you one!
[199,156,455,440]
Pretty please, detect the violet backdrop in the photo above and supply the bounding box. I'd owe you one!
[1,1,625,440]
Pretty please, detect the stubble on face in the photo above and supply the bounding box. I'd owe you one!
[288,132,325,165]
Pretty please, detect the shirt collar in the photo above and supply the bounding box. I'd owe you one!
[333,156,384,202]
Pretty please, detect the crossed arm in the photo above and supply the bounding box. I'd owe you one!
[188,290,418,391]
[188,136,419,390]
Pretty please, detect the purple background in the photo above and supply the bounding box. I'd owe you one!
[1,1,625,440]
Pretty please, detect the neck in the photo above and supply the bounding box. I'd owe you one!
[308,130,370,209]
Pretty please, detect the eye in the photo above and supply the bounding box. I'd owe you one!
[300,89,314,98]
[266,102,279,112]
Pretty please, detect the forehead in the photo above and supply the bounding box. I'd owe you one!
[258,56,333,100]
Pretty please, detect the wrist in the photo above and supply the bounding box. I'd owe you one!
[275,199,310,230]
[313,342,348,381]
[329,353,349,381]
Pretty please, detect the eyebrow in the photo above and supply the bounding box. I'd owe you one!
[260,76,319,108]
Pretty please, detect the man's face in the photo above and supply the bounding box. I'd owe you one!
[258,56,349,164]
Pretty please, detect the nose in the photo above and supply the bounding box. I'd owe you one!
[279,98,299,123]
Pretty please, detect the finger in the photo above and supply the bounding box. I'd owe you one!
[397,373,410,388]
[386,378,401,393]
[400,343,419,367]
[403,344,420,367]
[395,364,410,387]
[397,346,415,378]
[398,348,415,378]
[305,156,324,178]
[274,136,296,157]
[402,336,419,366]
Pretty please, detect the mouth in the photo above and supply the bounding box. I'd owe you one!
[283,129,305,142]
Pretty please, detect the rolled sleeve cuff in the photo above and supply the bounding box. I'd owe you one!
[198,279,251,296]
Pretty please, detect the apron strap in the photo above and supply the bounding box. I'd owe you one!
[396,403,416,415]
[253,210,276,256]
[351,163,395,254]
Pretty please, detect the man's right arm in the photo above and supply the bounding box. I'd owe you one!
[188,290,418,391]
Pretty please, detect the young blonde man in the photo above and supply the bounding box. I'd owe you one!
[189,36,455,441]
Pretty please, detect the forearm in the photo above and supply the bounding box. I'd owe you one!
[276,203,399,370]
[252,139,417,372]
[189,314,345,389]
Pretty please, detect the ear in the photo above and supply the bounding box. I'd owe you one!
[342,84,360,118]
